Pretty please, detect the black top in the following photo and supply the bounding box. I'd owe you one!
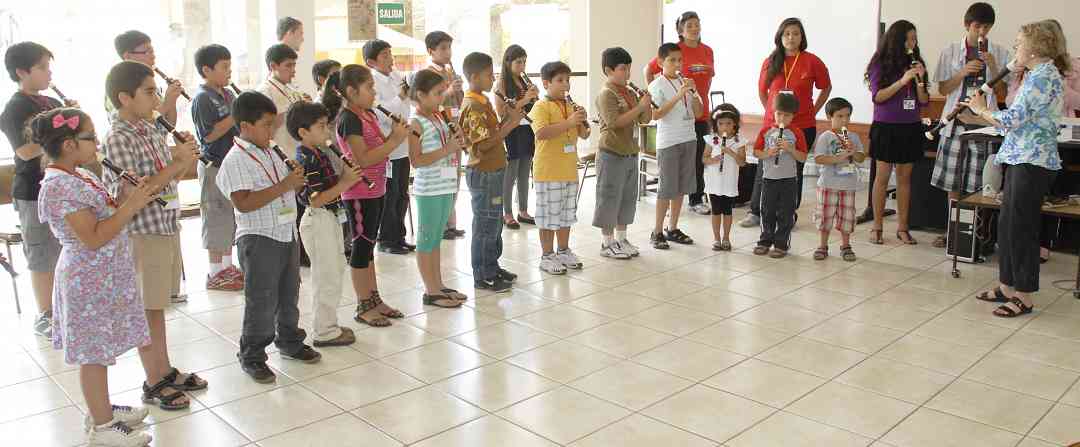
[336,107,365,141]
[295,144,341,212]
[191,84,238,166]
[1,92,62,201]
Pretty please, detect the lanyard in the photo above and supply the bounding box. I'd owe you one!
[236,139,286,206]
[356,108,386,142]
[430,113,449,147]
[130,121,166,172]
[663,75,690,115]
[783,53,802,89]
[268,77,300,104]
[612,84,636,111]
[47,165,118,208]
[548,98,575,140]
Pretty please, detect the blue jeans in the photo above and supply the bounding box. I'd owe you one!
[466,167,505,280]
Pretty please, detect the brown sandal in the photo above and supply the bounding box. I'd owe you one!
[371,291,404,319]
[869,229,884,245]
[993,297,1033,318]
[840,245,857,262]
[932,235,947,248]
[813,247,828,260]
[423,293,464,308]
[896,230,917,245]
[354,297,392,327]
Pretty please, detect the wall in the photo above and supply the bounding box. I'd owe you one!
[882,0,1079,96]
[663,0,880,124]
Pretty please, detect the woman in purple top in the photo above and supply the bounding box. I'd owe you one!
[865,20,929,244]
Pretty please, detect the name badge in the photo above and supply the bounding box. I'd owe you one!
[162,192,181,210]
[277,206,297,226]
[519,117,531,126]
[563,143,576,154]
[441,167,457,179]
[837,164,857,176]
[336,208,348,224]
[450,107,460,118]
[903,99,917,110]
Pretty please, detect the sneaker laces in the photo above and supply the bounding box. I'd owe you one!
[112,405,134,414]
[107,421,134,436]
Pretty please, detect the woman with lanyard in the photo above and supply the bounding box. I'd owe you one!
[740,17,831,228]
[967,20,1067,318]
[645,11,715,215]
[864,20,929,245]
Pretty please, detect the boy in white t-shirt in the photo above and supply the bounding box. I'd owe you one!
[647,43,702,249]
[701,104,747,251]
[812,97,865,262]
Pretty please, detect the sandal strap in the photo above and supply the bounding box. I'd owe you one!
[358,296,380,313]
[145,377,185,402]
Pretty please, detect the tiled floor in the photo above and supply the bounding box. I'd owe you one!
[1,184,1079,446]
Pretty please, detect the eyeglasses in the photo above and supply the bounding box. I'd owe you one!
[76,133,98,144]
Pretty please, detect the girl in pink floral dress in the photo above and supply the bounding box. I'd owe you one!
[33,108,160,447]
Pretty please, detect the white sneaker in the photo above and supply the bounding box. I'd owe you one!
[539,253,567,275]
[691,203,711,215]
[87,420,151,447]
[556,248,583,270]
[600,242,631,260]
[84,405,149,432]
[738,213,760,228]
[617,239,640,257]
[33,311,52,338]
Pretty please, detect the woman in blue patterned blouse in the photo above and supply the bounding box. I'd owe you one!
[964,20,1069,318]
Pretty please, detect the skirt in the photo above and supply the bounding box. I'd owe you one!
[869,121,925,164]
[504,124,536,160]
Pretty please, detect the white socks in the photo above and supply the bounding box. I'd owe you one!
[603,234,615,245]
[615,230,627,241]
[223,255,233,267]
[210,262,224,275]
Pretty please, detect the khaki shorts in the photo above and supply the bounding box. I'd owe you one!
[198,163,237,250]
[131,233,182,310]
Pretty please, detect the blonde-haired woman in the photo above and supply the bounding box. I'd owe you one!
[965,20,1069,318]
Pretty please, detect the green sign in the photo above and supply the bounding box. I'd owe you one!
[377,2,405,25]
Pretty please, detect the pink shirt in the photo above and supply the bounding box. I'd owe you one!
[1006,57,1080,117]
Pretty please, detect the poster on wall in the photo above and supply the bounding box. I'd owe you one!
[347,0,376,41]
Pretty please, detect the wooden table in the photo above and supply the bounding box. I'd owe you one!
[950,192,1080,299]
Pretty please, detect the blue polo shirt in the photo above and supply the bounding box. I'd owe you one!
[191,84,238,166]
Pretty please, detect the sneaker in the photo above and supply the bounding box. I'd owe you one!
[401,241,417,251]
[222,265,244,280]
[650,231,670,249]
[691,203,711,215]
[281,345,322,364]
[33,311,52,338]
[475,277,513,292]
[87,420,152,447]
[600,242,631,260]
[83,405,149,432]
[556,248,583,270]
[539,253,567,275]
[738,213,760,228]
[496,268,518,283]
[617,239,640,257]
[169,294,188,304]
[240,361,277,383]
[206,270,243,291]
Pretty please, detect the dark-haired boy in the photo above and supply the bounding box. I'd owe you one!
[929,1,1011,248]
[593,47,652,259]
[192,44,243,290]
[647,42,702,249]
[460,52,524,292]
[812,97,864,262]
[111,30,183,125]
[752,93,807,259]
[422,30,467,239]
[288,101,362,347]
[1,41,67,338]
[364,39,414,254]
[102,60,206,411]
[530,61,590,274]
[217,91,320,383]
[312,59,341,102]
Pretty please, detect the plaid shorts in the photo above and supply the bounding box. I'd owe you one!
[814,188,856,234]
[930,125,990,193]
[535,181,578,230]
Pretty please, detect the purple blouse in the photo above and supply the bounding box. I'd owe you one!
[868,60,926,123]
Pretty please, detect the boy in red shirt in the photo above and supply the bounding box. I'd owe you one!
[751,93,807,258]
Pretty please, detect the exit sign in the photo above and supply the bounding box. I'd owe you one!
[377,3,405,25]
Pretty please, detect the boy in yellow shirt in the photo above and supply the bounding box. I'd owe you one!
[529,61,591,274]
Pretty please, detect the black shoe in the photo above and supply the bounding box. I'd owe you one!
[496,268,518,283]
[443,228,459,240]
[650,231,670,249]
[240,361,276,383]
[378,243,410,255]
[453,228,466,237]
[475,277,513,293]
[400,241,416,251]
[281,345,322,364]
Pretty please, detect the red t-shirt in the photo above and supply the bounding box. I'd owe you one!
[758,51,831,130]
[647,41,714,122]
[753,125,808,152]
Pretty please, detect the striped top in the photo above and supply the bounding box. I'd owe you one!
[412,114,458,196]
